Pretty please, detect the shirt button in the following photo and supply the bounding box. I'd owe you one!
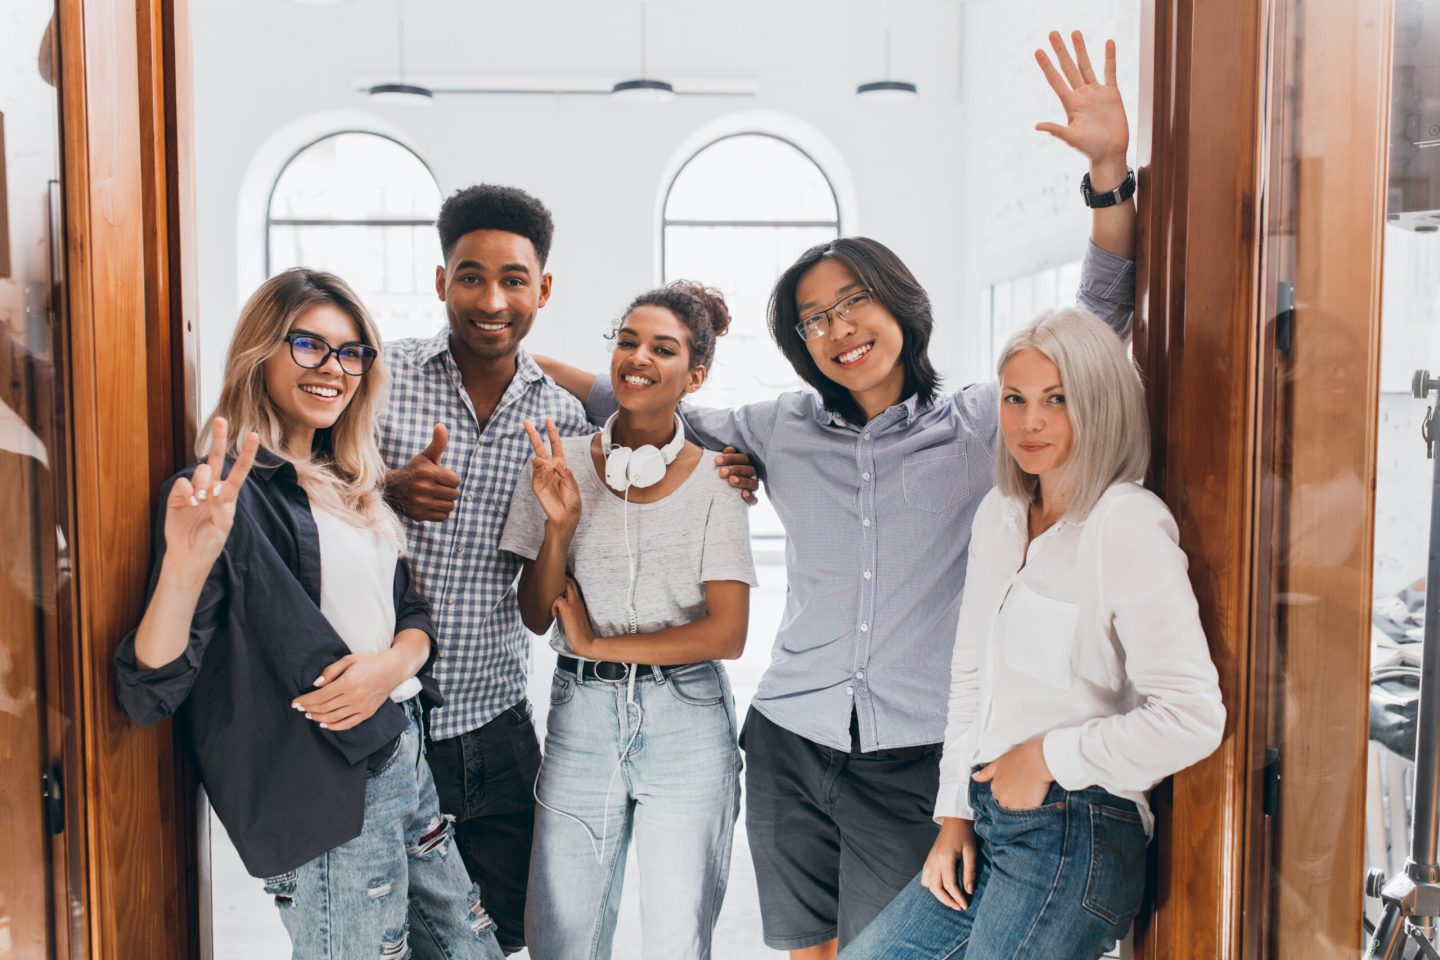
[863,518,871,527]
[863,570,872,580]
[860,622,869,633]
[437,650,446,659]
[466,494,475,503]
[846,686,854,696]
[446,597,456,606]
[863,432,872,440]
[856,670,865,680]
[455,546,464,556]
[861,471,871,482]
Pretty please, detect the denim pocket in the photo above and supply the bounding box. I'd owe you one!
[262,871,298,908]
[549,671,576,706]
[902,445,966,513]
[665,662,726,706]
[991,781,1068,817]
[366,735,404,780]
[1082,802,1146,925]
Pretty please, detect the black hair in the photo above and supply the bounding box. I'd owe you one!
[615,280,731,371]
[767,237,942,423]
[435,184,554,265]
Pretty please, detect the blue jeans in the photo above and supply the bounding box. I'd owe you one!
[839,780,1146,960]
[524,661,742,960]
[262,700,505,960]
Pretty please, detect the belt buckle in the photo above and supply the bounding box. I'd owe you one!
[594,661,631,683]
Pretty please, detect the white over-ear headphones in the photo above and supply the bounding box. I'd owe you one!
[601,413,686,492]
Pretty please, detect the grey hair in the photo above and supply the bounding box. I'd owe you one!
[994,307,1149,520]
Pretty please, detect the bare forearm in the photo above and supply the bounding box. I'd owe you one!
[518,526,574,633]
[1089,156,1135,259]
[531,355,598,404]
[585,614,747,665]
[133,559,210,670]
[388,628,431,680]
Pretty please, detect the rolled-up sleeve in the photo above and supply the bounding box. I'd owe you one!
[112,496,228,726]
[1041,496,1225,793]
[1075,240,1135,341]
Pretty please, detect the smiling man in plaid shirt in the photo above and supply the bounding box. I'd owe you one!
[379,184,756,954]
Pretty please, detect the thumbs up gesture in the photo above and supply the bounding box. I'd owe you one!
[387,423,462,522]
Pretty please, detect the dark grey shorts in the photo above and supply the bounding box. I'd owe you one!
[740,706,941,951]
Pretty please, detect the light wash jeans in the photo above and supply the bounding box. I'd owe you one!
[838,779,1146,960]
[262,699,505,960]
[524,661,742,960]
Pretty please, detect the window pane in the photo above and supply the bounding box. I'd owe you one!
[269,133,441,221]
[270,224,441,343]
[665,135,839,223]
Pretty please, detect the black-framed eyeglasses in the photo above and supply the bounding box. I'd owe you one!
[795,289,877,342]
[282,333,377,376]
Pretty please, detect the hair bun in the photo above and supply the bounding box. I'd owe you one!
[670,280,731,338]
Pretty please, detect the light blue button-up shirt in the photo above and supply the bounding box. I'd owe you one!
[586,242,1134,751]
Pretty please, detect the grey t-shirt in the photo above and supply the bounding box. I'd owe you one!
[499,433,757,656]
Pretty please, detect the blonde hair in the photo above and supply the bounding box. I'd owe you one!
[202,268,405,549]
[994,307,1149,520]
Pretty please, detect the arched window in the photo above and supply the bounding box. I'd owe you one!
[662,133,841,540]
[267,132,442,343]
[662,133,841,408]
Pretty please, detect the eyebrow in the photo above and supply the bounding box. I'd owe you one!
[453,260,533,275]
[618,327,682,344]
[796,282,865,314]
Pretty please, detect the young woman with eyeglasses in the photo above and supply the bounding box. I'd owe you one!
[499,281,756,960]
[112,268,503,960]
[533,32,1137,958]
[837,309,1224,960]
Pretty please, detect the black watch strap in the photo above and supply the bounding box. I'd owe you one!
[1081,168,1136,208]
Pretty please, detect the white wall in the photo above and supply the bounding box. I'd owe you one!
[189,0,1140,412]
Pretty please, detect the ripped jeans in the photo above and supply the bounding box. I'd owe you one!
[263,699,505,960]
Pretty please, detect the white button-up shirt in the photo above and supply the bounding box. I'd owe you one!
[935,482,1225,836]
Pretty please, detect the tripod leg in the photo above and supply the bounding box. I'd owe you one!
[1371,902,1411,960]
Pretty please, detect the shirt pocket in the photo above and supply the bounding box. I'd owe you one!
[1000,582,1081,690]
[902,445,967,514]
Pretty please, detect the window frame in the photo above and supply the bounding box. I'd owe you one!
[659,131,843,281]
[263,129,440,278]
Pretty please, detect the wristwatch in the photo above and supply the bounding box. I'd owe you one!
[1081,168,1136,208]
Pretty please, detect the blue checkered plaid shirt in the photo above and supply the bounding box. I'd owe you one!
[379,330,593,739]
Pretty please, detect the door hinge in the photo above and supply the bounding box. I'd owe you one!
[1263,746,1282,817]
[41,765,64,835]
[1276,281,1296,353]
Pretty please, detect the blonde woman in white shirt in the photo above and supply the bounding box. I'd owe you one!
[840,308,1224,960]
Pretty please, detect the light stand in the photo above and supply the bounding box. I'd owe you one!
[1365,369,1440,960]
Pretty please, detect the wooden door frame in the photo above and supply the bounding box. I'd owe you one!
[1134,0,1392,955]
[57,0,201,956]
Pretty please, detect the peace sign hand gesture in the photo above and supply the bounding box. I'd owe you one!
[163,417,261,574]
[524,418,581,531]
[1034,31,1129,170]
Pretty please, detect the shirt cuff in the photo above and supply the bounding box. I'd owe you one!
[1042,726,1093,791]
[933,778,976,824]
[585,376,619,424]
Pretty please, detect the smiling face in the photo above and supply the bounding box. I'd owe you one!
[436,229,552,365]
[609,304,705,415]
[795,258,905,417]
[262,303,366,449]
[999,348,1074,482]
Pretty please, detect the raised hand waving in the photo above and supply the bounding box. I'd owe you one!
[523,417,581,529]
[163,417,261,571]
[1034,31,1129,169]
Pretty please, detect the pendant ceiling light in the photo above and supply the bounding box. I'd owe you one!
[369,0,432,104]
[612,3,676,102]
[856,0,918,101]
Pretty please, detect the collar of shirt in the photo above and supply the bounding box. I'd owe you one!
[811,391,925,430]
[409,328,547,392]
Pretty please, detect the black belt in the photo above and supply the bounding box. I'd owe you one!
[557,655,693,683]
